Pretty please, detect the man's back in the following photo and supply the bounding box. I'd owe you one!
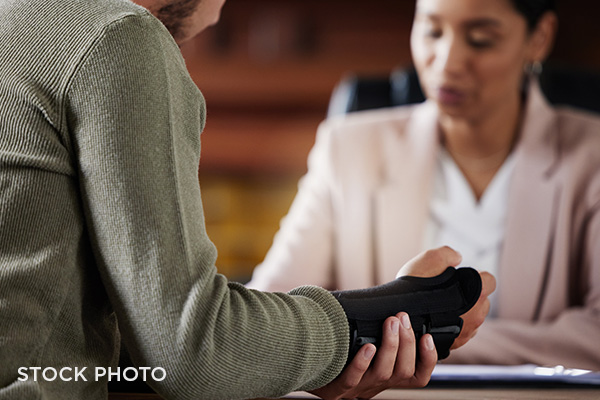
[0,2,351,399]
[1,1,180,398]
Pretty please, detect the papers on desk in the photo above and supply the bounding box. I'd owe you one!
[284,364,600,399]
[430,364,600,387]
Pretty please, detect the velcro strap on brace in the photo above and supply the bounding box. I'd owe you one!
[332,267,482,361]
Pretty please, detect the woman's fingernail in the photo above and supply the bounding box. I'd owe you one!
[364,346,376,360]
[391,319,400,334]
[401,314,411,330]
[426,335,435,351]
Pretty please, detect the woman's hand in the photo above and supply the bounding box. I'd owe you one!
[309,312,437,400]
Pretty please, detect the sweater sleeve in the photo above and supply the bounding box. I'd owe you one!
[65,14,348,400]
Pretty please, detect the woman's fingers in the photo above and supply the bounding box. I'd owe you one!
[364,315,401,384]
[410,334,438,388]
[391,313,417,382]
[311,312,442,399]
[309,344,375,400]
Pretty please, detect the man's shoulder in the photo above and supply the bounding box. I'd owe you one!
[0,0,168,87]
[1,0,155,53]
[1,0,148,27]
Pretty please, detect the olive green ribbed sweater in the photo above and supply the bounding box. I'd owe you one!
[0,1,349,399]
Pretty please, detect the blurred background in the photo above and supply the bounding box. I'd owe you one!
[179,0,600,283]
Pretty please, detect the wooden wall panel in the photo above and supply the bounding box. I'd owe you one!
[183,0,600,174]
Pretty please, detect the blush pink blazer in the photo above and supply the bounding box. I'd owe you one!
[248,82,600,370]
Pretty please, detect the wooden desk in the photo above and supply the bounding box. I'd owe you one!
[109,395,161,400]
[290,388,600,400]
[109,387,600,400]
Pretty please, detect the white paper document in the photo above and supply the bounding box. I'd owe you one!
[284,364,600,399]
[430,363,600,386]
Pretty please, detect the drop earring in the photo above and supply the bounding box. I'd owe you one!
[525,60,543,77]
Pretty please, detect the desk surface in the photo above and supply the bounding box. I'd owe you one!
[109,388,600,400]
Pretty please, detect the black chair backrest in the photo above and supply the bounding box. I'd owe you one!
[328,65,600,116]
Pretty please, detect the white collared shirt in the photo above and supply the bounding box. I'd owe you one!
[422,149,516,317]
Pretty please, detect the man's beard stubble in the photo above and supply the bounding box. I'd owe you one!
[153,0,203,42]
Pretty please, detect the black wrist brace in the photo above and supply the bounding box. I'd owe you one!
[332,267,482,361]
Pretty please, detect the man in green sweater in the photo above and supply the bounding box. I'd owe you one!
[0,0,494,399]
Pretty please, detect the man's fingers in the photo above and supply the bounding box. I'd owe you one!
[397,246,462,278]
[451,270,494,350]
[452,296,490,349]
[419,246,463,270]
[433,245,462,268]
[480,271,497,297]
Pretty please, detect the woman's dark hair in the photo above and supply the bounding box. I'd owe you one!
[509,0,557,31]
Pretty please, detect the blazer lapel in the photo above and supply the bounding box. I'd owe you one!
[374,102,439,283]
[498,81,561,320]
[372,81,561,318]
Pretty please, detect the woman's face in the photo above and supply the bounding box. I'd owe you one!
[411,0,538,121]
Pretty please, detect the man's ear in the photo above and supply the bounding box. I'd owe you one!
[527,11,558,63]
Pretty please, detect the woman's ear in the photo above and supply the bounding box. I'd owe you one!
[527,11,558,63]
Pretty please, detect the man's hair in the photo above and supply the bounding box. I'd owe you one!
[153,0,203,41]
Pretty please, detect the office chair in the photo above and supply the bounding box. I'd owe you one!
[328,65,600,116]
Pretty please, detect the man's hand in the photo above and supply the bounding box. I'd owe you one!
[396,246,497,350]
[311,246,475,400]
[396,246,463,278]
[450,271,495,349]
[309,313,437,400]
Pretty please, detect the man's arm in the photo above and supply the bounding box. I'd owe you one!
[311,246,492,400]
[66,13,349,399]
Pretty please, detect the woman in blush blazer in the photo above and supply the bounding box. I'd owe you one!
[248,0,600,370]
